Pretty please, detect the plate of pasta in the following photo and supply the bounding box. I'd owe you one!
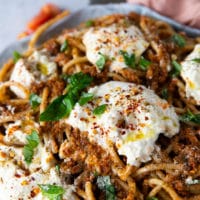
[0,3,200,200]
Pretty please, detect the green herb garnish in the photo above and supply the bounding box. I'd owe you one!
[93,104,107,116]
[172,34,186,47]
[78,92,94,106]
[161,88,168,100]
[29,93,41,109]
[93,171,99,177]
[60,40,68,52]
[147,197,159,200]
[97,176,115,200]
[13,51,22,63]
[96,52,107,70]
[40,72,93,121]
[139,56,151,70]
[85,20,94,27]
[191,58,200,63]
[55,164,60,172]
[119,50,136,68]
[23,130,39,164]
[180,110,200,124]
[38,184,65,200]
[40,95,71,121]
[170,60,182,77]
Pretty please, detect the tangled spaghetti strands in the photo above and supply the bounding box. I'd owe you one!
[0,12,200,200]
[146,178,182,200]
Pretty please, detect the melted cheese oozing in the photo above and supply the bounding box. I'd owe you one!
[10,50,57,98]
[181,44,200,105]
[83,24,149,72]
[66,81,180,166]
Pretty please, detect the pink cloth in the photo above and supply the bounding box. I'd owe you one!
[127,0,200,29]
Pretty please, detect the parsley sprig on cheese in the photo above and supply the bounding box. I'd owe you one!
[38,184,65,200]
[40,72,93,121]
[23,130,40,164]
[119,50,136,68]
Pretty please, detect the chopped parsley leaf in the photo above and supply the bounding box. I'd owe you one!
[147,197,159,200]
[119,50,136,68]
[60,40,68,52]
[93,104,107,115]
[38,184,65,200]
[13,51,22,63]
[172,34,186,47]
[180,110,200,124]
[161,88,168,100]
[40,72,93,121]
[85,20,94,27]
[139,56,151,70]
[23,130,39,164]
[93,171,99,177]
[79,92,94,106]
[191,58,200,63]
[96,52,107,70]
[29,93,42,109]
[170,60,182,77]
[55,165,60,174]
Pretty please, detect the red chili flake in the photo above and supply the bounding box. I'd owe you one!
[80,117,89,123]
[127,123,136,131]
[14,173,21,178]
[30,187,40,198]
[121,130,126,135]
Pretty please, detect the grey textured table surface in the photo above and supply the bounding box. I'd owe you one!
[0,0,125,53]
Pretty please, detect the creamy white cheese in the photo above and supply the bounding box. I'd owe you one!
[83,24,149,72]
[29,50,57,76]
[0,120,76,200]
[66,81,180,166]
[2,120,54,172]
[0,161,76,200]
[4,120,39,145]
[10,59,35,98]
[0,141,55,173]
[181,44,200,105]
[10,50,57,98]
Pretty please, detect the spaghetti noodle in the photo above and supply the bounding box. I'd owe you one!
[0,12,200,200]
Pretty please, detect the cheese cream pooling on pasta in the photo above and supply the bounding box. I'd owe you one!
[66,81,180,166]
[83,24,149,72]
[181,44,200,105]
[10,49,57,98]
[0,120,76,200]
